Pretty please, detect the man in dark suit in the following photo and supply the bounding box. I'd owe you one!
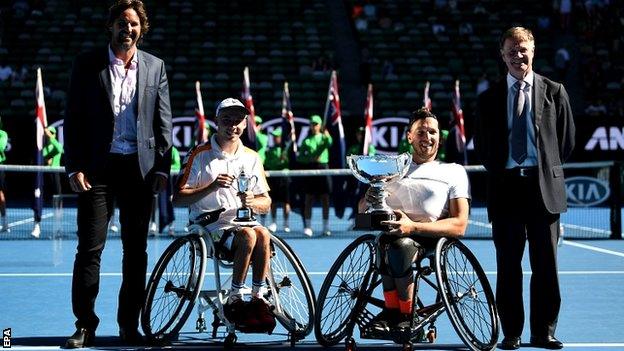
[63,0,172,347]
[475,27,575,350]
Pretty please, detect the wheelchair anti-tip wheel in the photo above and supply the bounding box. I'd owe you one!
[141,234,207,341]
[266,234,316,339]
[435,237,499,351]
[314,234,377,347]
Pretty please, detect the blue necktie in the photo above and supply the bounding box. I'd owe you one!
[512,80,528,164]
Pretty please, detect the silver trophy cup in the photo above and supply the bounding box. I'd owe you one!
[347,153,412,230]
[232,168,259,225]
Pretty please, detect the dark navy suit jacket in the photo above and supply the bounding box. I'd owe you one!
[475,73,575,219]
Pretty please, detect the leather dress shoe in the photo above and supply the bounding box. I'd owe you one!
[119,328,145,346]
[64,328,95,349]
[531,335,563,349]
[500,336,521,350]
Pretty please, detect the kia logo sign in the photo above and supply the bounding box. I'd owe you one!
[172,117,216,156]
[565,176,610,207]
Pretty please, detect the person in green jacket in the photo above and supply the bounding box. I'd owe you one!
[255,116,268,163]
[158,145,181,236]
[0,116,8,233]
[32,126,65,238]
[264,128,291,233]
[297,114,333,237]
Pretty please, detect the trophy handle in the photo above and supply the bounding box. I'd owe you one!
[248,175,258,192]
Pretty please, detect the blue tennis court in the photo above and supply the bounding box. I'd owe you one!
[1,207,623,350]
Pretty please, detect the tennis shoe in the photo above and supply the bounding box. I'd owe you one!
[303,227,313,237]
[31,223,41,238]
[368,308,401,331]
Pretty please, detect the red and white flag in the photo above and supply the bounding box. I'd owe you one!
[363,83,373,155]
[241,66,257,147]
[281,81,297,153]
[423,81,432,111]
[35,67,48,151]
[34,67,48,220]
[452,80,467,163]
[194,81,208,144]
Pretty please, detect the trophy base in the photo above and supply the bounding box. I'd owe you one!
[231,218,261,227]
[354,211,396,231]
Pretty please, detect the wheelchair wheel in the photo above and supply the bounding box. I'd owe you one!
[141,234,207,341]
[267,234,316,338]
[435,238,499,351]
[314,234,377,347]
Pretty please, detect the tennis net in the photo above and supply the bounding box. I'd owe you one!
[0,161,621,240]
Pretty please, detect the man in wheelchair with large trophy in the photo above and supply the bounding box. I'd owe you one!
[314,108,499,351]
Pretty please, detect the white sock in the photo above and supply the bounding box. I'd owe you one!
[252,280,267,298]
[228,281,245,302]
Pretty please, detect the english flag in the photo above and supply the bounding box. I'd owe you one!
[194,81,208,144]
[324,71,348,218]
[241,66,257,149]
[363,84,373,155]
[281,81,297,153]
[423,81,432,111]
[452,79,467,164]
[33,67,48,223]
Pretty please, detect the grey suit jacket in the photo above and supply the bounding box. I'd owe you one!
[64,47,172,179]
[474,73,575,218]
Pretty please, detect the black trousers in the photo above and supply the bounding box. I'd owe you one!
[71,153,153,331]
[491,171,561,339]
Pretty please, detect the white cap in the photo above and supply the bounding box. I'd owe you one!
[215,98,249,117]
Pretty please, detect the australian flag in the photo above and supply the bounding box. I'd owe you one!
[323,71,348,218]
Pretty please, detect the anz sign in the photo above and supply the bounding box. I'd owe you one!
[584,127,624,151]
[565,176,610,207]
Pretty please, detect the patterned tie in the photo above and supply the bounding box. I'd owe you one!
[511,80,528,164]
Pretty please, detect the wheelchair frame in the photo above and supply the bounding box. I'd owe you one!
[141,224,316,349]
[314,234,499,351]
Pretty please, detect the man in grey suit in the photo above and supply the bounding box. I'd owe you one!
[475,27,575,350]
[63,0,172,347]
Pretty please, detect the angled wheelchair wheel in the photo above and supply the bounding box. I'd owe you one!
[141,234,207,341]
[314,234,377,347]
[267,234,316,338]
[435,238,499,351]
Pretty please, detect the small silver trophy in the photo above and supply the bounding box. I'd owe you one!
[347,153,411,230]
[232,168,260,225]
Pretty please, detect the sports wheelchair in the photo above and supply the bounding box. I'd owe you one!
[140,214,316,349]
[314,234,499,351]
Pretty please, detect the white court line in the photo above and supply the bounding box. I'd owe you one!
[7,213,54,228]
[563,240,624,258]
[564,343,624,348]
[11,342,624,350]
[2,271,624,278]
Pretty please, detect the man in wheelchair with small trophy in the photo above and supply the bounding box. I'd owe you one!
[173,97,276,333]
[314,108,498,351]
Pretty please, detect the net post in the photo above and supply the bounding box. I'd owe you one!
[610,161,622,239]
